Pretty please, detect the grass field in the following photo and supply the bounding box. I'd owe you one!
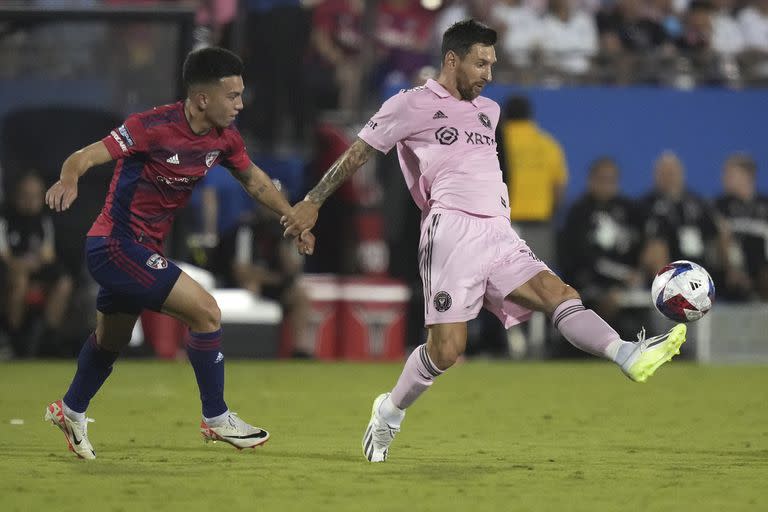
[1,360,766,512]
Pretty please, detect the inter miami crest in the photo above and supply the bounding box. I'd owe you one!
[433,291,452,312]
[478,113,491,130]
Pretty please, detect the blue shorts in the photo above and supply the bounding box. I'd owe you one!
[86,236,182,315]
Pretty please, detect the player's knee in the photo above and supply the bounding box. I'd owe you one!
[196,295,221,332]
[428,333,466,370]
[544,279,581,314]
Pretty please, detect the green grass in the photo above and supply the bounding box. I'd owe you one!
[1,360,767,512]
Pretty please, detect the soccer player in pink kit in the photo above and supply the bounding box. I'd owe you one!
[283,20,686,463]
[43,47,314,459]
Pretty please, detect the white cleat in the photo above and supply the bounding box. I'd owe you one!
[200,412,270,450]
[44,400,96,460]
[362,393,401,463]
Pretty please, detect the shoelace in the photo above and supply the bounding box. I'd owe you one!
[372,419,399,440]
[635,327,669,351]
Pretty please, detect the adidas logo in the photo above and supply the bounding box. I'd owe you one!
[166,154,180,165]
[433,110,448,119]
[215,352,224,363]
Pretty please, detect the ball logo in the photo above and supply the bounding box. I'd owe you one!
[433,291,452,312]
[435,126,459,145]
[205,151,221,168]
[146,253,168,270]
[478,112,491,130]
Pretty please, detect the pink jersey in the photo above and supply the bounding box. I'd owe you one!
[358,79,510,219]
[91,101,250,252]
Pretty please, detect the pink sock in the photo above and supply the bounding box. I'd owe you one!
[389,344,443,409]
[552,299,622,359]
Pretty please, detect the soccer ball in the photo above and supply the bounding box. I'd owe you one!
[651,260,715,322]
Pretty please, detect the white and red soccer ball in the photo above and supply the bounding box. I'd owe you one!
[651,260,715,322]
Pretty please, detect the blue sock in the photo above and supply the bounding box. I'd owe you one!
[63,333,120,413]
[187,329,227,418]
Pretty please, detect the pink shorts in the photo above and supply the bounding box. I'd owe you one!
[419,209,551,328]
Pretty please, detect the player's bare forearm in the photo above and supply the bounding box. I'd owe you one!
[237,164,291,217]
[47,141,113,212]
[305,138,376,206]
[60,141,113,182]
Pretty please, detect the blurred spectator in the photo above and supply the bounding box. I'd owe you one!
[711,0,746,56]
[715,153,768,300]
[647,0,684,40]
[638,151,735,286]
[0,173,73,357]
[596,0,672,54]
[243,0,311,151]
[558,157,645,338]
[434,0,498,43]
[675,0,726,83]
[676,1,715,51]
[738,0,768,79]
[307,0,365,112]
[193,0,239,49]
[497,95,568,264]
[373,0,436,86]
[490,0,540,68]
[214,207,314,357]
[740,0,768,51]
[538,0,599,77]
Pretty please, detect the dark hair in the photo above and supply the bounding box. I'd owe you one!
[183,47,243,91]
[589,157,619,176]
[441,19,497,61]
[503,95,532,121]
[688,0,714,12]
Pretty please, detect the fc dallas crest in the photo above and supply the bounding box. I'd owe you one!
[205,151,221,168]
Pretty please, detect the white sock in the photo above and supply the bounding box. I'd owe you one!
[62,401,85,423]
[604,339,623,361]
[378,395,405,428]
[614,341,638,366]
[204,409,230,427]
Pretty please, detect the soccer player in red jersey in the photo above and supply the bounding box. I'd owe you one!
[43,47,314,459]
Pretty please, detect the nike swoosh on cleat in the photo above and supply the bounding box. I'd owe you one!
[223,432,268,440]
[72,432,83,445]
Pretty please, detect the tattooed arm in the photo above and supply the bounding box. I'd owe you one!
[281,138,377,236]
[230,162,292,217]
[229,163,316,255]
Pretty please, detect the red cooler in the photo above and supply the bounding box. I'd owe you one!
[292,274,341,360]
[338,278,410,361]
[140,310,186,359]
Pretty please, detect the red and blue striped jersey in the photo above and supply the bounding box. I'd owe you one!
[89,101,251,252]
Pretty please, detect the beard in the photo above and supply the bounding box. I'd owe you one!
[457,76,482,101]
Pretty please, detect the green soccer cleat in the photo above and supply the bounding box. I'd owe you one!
[620,324,687,383]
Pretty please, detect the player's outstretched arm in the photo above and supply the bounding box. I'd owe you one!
[281,137,376,237]
[231,163,293,217]
[46,141,113,212]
